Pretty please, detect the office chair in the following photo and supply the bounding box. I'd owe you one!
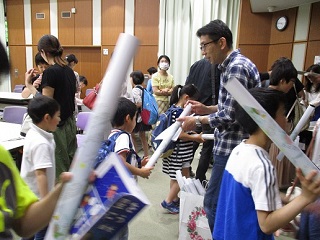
[13,84,25,93]
[85,88,94,96]
[2,106,28,124]
[76,112,91,147]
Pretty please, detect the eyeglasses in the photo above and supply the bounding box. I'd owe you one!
[200,41,214,51]
[199,38,220,51]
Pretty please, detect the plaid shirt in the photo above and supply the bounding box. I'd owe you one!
[208,49,261,156]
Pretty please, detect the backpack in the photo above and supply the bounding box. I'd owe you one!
[94,130,141,169]
[151,106,183,158]
[135,85,158,125]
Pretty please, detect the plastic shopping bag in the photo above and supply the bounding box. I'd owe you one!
[179,191,212,240]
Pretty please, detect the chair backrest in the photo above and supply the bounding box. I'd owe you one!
[85,88,94,96]
[13,84,25,93]
[76,112,91,131]
[3,106,28,124]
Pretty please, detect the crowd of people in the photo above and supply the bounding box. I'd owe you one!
[1,18,320,240]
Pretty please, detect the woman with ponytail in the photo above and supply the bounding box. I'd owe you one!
[25,35,77,177]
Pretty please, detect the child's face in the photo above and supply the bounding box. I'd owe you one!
[47,110,61,132]
[127,113,137,133]
[37,63,49,74]
[79,82,86,89]
[282,78,295,93]
[275,104,287,131]
[130,77,134,88]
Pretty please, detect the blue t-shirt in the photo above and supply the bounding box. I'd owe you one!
[213,142,282,240]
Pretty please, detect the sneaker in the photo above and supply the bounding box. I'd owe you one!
[161,200,179,214]
[173,198,180,208]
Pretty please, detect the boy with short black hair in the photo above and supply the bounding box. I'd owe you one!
[90,97,153,239]
[0,41,72,240]
[213,88,320,240]
[110,97,152,178]
[20,95,61,239]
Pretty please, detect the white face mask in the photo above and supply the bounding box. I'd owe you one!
[159,62,169,71]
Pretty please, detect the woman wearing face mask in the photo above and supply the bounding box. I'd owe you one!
[152,55,175,114]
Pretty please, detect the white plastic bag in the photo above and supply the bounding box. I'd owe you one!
[179,191,212,240]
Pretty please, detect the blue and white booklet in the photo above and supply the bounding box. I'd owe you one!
[69,152,150,239]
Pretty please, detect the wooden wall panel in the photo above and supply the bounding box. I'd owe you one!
[305,41,320,70]
[270,8,297,44]
[102,0,125,45]
[237,45,269,72]
[133,46,158,73]
[31,0,50,45]
[268,44,293,68]
[58,0,75,45]
[7,0,25,46]
[309,2,320,41]
[135,0,159,45]
[9,46,27,89]
[63,47,101,98]
[238,0,271,45]
[74,0,92,45]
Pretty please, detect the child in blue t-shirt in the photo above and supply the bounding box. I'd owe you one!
[214,88,320,240]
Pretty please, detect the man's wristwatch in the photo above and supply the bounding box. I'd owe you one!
[195,116,201,127]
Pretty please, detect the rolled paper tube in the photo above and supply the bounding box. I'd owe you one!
[224,78,320,179]
[145,104,192,168]
[202,134,215,140]
[277,104,315,161]
[45,33,139,239]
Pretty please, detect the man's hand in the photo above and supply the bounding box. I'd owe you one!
[178,116,196,132]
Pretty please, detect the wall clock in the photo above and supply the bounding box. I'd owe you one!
[276,16,288,31]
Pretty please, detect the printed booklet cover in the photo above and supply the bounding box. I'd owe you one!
[69,152,150,239]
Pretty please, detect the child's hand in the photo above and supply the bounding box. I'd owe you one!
[25,68,38,86]
[141,156,149,167]
[296,168,320,203]
[139,167,154,179]
[195,133,205,143]
[33,78,42,88]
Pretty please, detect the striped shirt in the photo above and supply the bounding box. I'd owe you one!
[162,106,193,179]
[208,49,261,156]
[214,141,282,240]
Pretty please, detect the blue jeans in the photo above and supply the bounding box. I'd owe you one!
[204,154,229,232]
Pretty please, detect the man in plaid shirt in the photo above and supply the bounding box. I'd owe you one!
[180,20,261,231]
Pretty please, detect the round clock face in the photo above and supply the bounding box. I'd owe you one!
[276,16,288,31]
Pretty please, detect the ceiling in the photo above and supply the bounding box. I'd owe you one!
[250,0,320,13]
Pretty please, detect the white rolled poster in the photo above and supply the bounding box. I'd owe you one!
[45,33,139,239]
[224,78,320,179]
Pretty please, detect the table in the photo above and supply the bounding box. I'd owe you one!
[0,122,25,150]
[0,92,32,110]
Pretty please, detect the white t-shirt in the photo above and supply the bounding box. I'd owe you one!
[132,86,143,123]
[214,141,282,240]
[109,130,138,168]
[20,123,56,199]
